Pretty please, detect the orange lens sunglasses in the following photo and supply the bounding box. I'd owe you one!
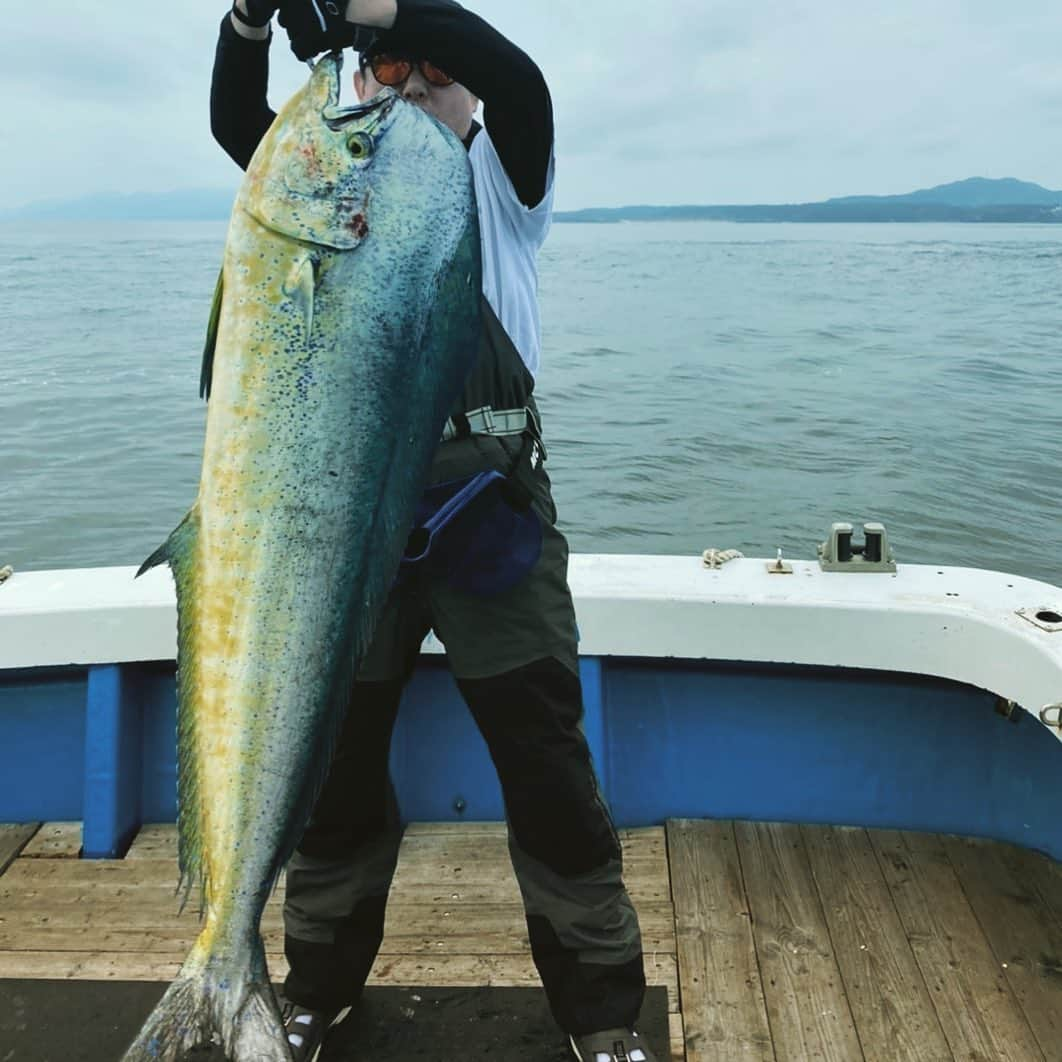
[369,53,455,88]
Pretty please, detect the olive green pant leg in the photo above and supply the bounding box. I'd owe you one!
[455,658,647,1035]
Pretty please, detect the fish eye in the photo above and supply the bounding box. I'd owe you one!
[346,133,373,159]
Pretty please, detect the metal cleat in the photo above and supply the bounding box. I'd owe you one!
[818,522,896,572]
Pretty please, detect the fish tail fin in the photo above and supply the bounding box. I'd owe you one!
[121,937,289,1062]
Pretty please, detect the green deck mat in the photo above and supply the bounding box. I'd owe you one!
[0,980,669,1061]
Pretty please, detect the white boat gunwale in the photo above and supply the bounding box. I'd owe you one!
[2,554,1060,736]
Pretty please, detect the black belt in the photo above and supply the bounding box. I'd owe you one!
[440,405,536,442]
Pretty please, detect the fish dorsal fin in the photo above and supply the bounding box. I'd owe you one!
[200,269,224,401]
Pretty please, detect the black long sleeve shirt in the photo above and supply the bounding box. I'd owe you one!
[209,0,554,208]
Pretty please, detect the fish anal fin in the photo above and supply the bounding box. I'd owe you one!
[135,507,208,906]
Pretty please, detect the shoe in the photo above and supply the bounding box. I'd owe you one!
[569,1026,656,1062]
[281,1001,351,1062]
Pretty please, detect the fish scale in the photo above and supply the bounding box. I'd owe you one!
[122,51,481,1061]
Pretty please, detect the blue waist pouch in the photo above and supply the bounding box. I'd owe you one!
[400,469,543,597]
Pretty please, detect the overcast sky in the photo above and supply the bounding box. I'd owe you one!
[3,1,1061,211]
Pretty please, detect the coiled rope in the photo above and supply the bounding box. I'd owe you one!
[701,549,744,569]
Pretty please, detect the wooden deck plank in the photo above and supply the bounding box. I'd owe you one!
[992,837,1062,940]
[390,828,670,902]
[942,834,1062,1060]
[801,825,952,1061]
[2,853,665,887]
[2,875,671,926]
[0,877,665,911]
[0,859,181,884]
[0,824,39,877]
[383,902,676,954]
[19,822,81,859]
[117,825,669,902]
[736,820,863,1062]
[667,819,773,1062]
[401,821,510,838]
[122,823,507,861]
[0,924,285,951]
[871,830,1044,1062]
[668,1013,686,1062]
[123,820,514,860]
[0,871,668,908]
[0,880,215,907]
[0,951,187,980]
[0,902,675,953]
[0,949,677,992]
[392,832,668,880]
[125,823,664,856]
[121,823,181,860]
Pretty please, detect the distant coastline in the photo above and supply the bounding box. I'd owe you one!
[554,177,1062,224]
[3,176,1061,224]
[552,202,1062,224]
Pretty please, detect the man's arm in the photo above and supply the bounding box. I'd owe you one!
[213,0,555,204]
[210,3,277,170]
[380,0,554,209]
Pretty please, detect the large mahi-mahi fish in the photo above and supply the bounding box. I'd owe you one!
[122,53,480,1061]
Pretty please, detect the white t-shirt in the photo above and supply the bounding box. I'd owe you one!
[468,128,555,381]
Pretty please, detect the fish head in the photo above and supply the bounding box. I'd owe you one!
[240,52,419,251]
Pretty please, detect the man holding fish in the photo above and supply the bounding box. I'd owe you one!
[210,2,659,1060]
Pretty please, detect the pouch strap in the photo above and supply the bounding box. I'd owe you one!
[403,471,505,564]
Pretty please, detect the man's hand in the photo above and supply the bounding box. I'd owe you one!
[277,0,376,61]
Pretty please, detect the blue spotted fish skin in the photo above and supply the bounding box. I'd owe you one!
[123,53,480,1061]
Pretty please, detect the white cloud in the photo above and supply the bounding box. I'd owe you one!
[2,0,1060,210]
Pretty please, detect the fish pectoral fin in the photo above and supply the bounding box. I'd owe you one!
[199,268,224,401]
[136,506,200,579]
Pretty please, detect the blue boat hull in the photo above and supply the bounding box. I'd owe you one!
[3,654,1057,862]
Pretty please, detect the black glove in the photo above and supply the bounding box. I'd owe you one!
[230,0,279,29]
[277,0,375,61]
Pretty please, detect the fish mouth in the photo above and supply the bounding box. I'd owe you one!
[311,50,399,129]
[323,91,399,130]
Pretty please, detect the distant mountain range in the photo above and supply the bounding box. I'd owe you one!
[829,176,1062,206]
[0,187,239,222]
[2,177,1061,223]
[553,178,1062,223]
